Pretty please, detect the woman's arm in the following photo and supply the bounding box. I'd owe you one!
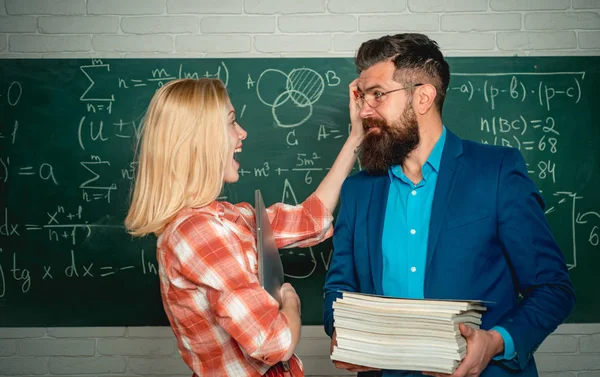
[313,78,364,214]
[279,283,301,361]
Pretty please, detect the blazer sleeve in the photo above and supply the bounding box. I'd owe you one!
[323,180,360,337]
[494,147,575,370]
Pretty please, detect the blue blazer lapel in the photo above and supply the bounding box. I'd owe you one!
[367,174,390,295]
[426,131,464,275]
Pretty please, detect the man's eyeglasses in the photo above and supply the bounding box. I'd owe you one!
[355,83,423,109]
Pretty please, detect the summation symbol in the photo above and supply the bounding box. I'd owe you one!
[80,156,117,203]
[80,64,115,104]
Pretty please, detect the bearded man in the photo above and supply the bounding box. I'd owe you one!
[323,33,574,377]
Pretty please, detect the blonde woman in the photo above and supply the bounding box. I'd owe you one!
[125,78,363,377]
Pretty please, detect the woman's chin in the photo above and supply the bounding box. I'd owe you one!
[223,167,240,183]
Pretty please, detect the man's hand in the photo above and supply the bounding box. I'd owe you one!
[330,329,381,373]
[423,324,504,377]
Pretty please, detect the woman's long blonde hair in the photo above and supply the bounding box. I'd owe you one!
[125,78,229,237]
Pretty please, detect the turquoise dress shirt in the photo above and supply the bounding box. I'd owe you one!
[380,127,514,377]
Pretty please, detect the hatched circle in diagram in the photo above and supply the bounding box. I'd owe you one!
[286,68,325,107]
[256,68,325,128]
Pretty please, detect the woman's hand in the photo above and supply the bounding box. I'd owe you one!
[280,283,301,313]
[348,78,364,142]
[279,283,302,361]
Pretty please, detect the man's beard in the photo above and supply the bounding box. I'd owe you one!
[359,105,420,173]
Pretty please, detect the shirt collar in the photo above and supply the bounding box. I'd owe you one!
[188,200,226,218]
[428,125,447,173]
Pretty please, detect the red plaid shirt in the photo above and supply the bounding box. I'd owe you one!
[157,194,333,377]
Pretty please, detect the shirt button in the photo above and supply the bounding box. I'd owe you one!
[411,190,417,196]
[410,229,416,235]
[411,267,417,273]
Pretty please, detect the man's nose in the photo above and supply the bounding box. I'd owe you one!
[359,104,375,119]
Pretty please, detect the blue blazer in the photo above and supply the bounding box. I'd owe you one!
[323,130,575,377]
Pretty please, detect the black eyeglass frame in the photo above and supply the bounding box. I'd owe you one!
[355,83,424,109]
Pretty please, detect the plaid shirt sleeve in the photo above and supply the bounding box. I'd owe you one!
[235,193,334,250]
[168,214,292,366]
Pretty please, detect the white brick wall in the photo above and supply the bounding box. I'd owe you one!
[5,0,86,15]
[9,34,91,52]
[497,31,578,50]
[176,34,252,53]
[38,16,119,34]
[359,15,439,32]
[580,31,600,48]
[441,13,521,32]
[0,0,598,375]
[87,0,165,16]
[167,0,242,14]
[525,12,600,30]
[575,0,600,9]
[1,0,597,57]
[279,15,356,33]
[201,16,275,33]
[0,325,598,376]
[92,35,173,52]
[328,0,407,13]
[489,0,571,11]
[0,16,37,32]
[408,0,489,13]
[245,0,326,15]
[254,35,332,52]
[121,16,199,34]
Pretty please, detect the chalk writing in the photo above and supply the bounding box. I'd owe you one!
[0,58,597,326]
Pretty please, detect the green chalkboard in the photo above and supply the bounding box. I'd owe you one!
[0,57,598,326]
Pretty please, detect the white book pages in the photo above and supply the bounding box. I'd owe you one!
[333,302,483,324]
[340,292,487,312]
[336,327,466,345]
[335,322,462,339]
[336,338,467,359]
[339,297,482,314]
[333,315,467,333]
[335,327,467,349]
[334,310,481,329]
[331,347,459,374]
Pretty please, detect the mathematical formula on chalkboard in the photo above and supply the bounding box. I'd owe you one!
[1,58,599,325]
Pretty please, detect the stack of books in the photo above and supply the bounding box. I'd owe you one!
[330,291,486,373]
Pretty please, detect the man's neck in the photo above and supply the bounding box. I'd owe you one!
[401,121,443,184]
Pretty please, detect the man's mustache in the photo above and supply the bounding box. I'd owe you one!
[362,118,389,132]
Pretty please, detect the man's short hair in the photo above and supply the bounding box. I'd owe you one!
[355,33,450,114]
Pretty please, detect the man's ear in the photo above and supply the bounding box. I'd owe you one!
[414,84,437,115]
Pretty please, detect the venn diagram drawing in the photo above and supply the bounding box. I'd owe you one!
[256,68,341,128]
